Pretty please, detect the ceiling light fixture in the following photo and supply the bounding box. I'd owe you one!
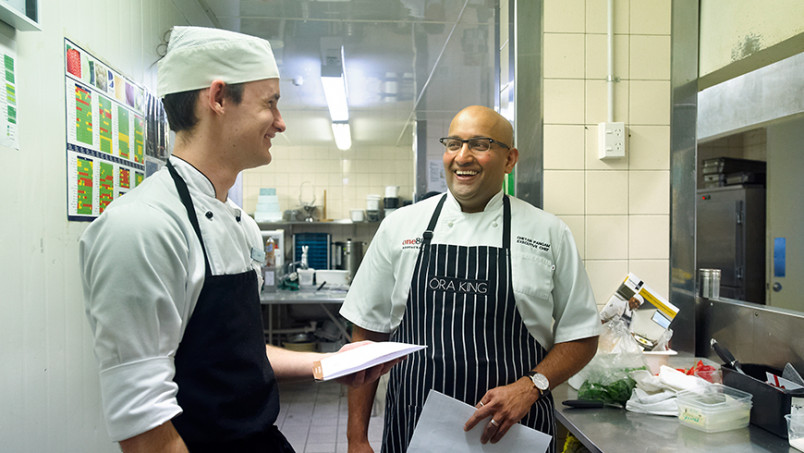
[331,121,352,151]
[321,74,349,121]
[321,45,351,149]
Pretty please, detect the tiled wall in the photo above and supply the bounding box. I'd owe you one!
[543,0,672,306]
[243,144,414,221]
[245,0,673,308]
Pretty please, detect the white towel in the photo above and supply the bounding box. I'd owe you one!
[625,365,712,416]
[625,388,678,416]
[657,365,711,392]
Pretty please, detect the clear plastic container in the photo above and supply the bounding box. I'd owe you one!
[677,384,753,432]
[787,414,804,452]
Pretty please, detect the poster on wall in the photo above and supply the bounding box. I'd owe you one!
[0,40,18,150]
[64,38,149,221]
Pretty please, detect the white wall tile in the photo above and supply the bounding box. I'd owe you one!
[544,0,586,33]
[630,35,671,80]
[629,171,669,214]
[544,125,585,169]
[585,259,630,304]
[586,215,629,259]
[630,0,672,35]
[243,143,413,220]
[629,80,671,125]
[586,171,629,215]
[629,215,669,259]
[628,125,670,170]
[544,79,586,124]
[544,33,586,79]
[544,170,585,215]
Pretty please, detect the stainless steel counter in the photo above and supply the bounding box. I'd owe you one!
[260,288,348,344]
[554,383,793,452]
[260,288,348,305]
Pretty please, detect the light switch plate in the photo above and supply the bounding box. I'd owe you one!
[598,122,626,159]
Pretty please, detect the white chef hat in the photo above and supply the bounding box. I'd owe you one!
[157,26,280,97]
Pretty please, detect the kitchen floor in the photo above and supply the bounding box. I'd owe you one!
[276,380,384,453]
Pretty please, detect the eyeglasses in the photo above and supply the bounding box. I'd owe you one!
[439,137,510,152]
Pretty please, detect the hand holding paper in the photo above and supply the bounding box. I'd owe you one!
[313,341,425,382]
[407,390,551,453]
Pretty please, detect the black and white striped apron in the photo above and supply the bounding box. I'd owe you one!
[382,194,555,453]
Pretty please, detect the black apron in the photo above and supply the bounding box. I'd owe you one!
[383,194,555,453]
[166,161,294,453]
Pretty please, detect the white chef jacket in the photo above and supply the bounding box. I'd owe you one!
[340,190,600,350]
[79,156,265,441]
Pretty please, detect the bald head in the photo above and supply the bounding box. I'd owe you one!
[442,105,518,213]
[448,105,513,147]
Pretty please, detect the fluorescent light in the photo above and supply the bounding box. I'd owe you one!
[321,45,350,149]
[321,74,349,121]
[331,122,352,150]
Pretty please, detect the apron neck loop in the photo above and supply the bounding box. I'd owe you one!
[422,194,448,247]
[166,160,212,275]
[422,193,512,250]
[502,195,511,250]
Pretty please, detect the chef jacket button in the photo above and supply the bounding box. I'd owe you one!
[448,221,454,227]
[205,211,213,219]
[492,222,498,228]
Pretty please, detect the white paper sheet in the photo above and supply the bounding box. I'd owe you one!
[312,341,425,381]
[407,390,552,453]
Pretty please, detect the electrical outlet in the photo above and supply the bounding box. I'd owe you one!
[598,122,626,159]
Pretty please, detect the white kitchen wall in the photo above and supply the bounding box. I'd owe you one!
[242,144,414,221]
[543,0,672,307]
[0,1,208,451]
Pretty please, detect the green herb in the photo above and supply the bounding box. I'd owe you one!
[577,367,645,406]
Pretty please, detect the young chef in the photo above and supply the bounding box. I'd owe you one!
[340,105,601,453]
[80,26,394,453]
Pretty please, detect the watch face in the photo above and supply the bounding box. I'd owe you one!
[531,373,549,390]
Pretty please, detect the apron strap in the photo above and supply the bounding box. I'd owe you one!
[422,194,448,246]
[166,160,212,276]
[502,195,511,250]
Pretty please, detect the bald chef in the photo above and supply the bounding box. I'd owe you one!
[341,105,601,453]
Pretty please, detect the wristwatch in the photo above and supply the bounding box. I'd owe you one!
[526,371,551,398]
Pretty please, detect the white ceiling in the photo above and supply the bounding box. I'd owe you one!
[196,0,500,149]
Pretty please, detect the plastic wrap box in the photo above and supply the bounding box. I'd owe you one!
[722,364,804,438]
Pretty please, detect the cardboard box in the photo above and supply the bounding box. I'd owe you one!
[599,273,679,350]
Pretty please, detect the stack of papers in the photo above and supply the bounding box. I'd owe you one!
[312,341,425,381]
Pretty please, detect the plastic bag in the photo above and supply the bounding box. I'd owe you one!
[650,327,673,352]
[574,317,648,406]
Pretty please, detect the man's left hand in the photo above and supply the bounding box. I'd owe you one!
[463,378,540,444]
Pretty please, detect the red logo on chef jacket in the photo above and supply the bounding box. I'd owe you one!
[401,237,423,250]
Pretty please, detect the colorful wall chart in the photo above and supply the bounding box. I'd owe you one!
[65,39,148,220]
[0,41,18,150]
